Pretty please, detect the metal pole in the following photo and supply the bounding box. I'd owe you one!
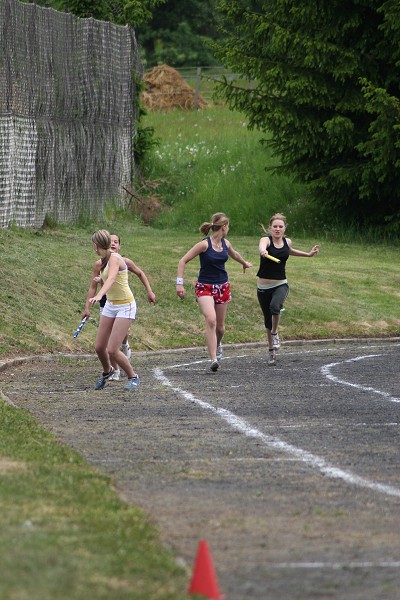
[194,66,201,110]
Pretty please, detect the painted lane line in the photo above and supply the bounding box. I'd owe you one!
[268,561,400,570]
[163,345,396,371]
[153,368,400,498]
[320,354,400,403]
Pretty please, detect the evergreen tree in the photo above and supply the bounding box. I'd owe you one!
[213,0,400,229]
[138,0,221,67]
[30,0,166,27]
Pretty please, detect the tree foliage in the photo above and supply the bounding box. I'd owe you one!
[138,0,221,67]
[213,0,400,228]
[31,0,166,27]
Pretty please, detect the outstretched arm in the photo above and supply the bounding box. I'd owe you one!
[288,239,320,257]
[259,235,271,258]
[89,255,120,304]
[83,260,101,318]
[124,257,156,304]
[227,241,253,272]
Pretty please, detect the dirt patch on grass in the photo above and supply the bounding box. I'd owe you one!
[0,458,27,473]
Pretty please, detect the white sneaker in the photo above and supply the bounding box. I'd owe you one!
[121,343,131,359]
[216,343,223,362]
[110,369,121,381]
[271,332,280,350]
[268,349,276,366]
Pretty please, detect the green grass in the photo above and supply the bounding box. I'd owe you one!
[1,225,398,598]
[0,403,187,600]
[0,223,398,361]
[141,107,308,235]
[1,103,399,599]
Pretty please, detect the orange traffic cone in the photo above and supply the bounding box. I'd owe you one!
[188,539,224,599]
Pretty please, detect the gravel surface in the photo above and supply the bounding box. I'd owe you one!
[1,340,399,600]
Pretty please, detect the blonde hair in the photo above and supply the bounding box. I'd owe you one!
[199,212,229,236]
[91,229,111,250]
[260,213,287,235]
[91,230,111,271]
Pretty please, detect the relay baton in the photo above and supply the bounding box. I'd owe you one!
[73,316,88,338]
[266,254,281,263]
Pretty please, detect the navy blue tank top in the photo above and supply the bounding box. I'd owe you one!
[198,237,229,284]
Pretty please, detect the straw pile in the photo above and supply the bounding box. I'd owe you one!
[141,64,207,111]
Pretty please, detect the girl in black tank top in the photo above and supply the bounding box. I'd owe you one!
[257,214,319,365]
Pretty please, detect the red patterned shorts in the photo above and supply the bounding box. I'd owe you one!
[195,281,231,304]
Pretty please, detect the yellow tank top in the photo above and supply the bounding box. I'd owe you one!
[101,254,134,304]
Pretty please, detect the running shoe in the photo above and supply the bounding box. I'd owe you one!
[216,343,223,362]
[110,369,121,381]
[95,367,115,390]
[268,349,276,366]
[271,332,280,350]
[210,360,219,372]
[121,343,132,359]
[125,375,140,391]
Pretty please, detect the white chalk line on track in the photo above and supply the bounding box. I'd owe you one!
[153,348,400,499]
[320,354,400,403]
[161,343,398,371]
[266,561,400,570]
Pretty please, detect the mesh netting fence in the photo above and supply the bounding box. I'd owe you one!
[0,0,142,227]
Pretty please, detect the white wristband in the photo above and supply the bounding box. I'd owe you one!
[176,277,184,285]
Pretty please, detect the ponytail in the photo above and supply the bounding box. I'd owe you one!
[199,212,229,236]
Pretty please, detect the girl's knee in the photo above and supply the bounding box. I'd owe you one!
[205,316,217,329]
[107,346,119,360]
[216,324,225,337]
[270,301,282,315]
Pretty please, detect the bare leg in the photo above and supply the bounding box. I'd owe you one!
[215,302,228,346]
[271,313,280,335]
[107,318,136,378]
[267,329,273,350]
[122,326,130,346]
[197,296,218,360]
[95,316,115,372]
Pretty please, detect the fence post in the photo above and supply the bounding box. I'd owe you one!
[194,66,201,110]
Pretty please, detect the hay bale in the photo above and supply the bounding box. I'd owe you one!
[141,64,207,111]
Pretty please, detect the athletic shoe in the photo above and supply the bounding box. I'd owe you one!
[95,367,115,390]
[271,332,280,350]
[110,369,120,381]
[210,360,219,372]
[121,343,132,359]
[268,349,276,366]
[216,343,223,362]
[125,375,140,391]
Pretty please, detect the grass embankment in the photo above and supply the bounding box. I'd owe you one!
[0,224,399,359]
[142,107,310,235]
[0,403,187,600]
[0,105,399,599]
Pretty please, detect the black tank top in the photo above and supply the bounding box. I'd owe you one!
[256,236,290,279]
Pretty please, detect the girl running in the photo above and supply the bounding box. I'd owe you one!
[87,230,154,390]
[257,213,319,364]
[176,212,252,372]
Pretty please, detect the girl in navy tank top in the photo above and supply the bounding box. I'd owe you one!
[176,212,252,372]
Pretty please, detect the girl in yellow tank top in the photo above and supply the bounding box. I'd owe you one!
[101,257,134,304]
[87,230,150,392]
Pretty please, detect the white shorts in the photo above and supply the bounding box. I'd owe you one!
[101,299,137,320]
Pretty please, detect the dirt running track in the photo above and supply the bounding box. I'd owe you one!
[1,340,400,600]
